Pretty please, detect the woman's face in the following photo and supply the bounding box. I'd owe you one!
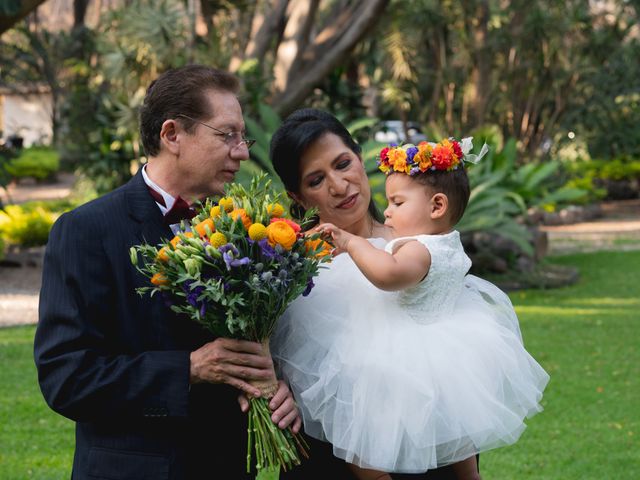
[294,133,372,234]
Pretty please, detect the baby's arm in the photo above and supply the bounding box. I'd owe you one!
[319,223,431,291]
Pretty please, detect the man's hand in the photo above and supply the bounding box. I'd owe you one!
[190,338,275,398]
[238,380,302,433]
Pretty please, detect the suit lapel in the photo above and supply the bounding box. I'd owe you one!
[125,169,173,245]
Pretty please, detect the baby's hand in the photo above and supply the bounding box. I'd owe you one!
[315,223,353,254]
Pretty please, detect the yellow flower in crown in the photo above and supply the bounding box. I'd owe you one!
[388,148,408,172]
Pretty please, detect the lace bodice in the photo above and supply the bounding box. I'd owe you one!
[385,231,471,322]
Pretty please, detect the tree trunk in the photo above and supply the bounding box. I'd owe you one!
[470,0,490,127]
[271,0,389,116]
[73,0,90,29]
[0,0,48,35]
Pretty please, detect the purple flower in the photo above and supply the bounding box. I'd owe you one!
[257,238,278,259]
[302,277,315,296]
[219,243,251,270]
[406,146,418,163]
[187,286,204,308]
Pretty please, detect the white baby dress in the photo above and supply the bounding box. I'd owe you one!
[271,231,549,473]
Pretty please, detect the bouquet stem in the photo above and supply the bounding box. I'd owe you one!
[246,341,309,477]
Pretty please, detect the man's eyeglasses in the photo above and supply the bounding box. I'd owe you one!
[176,114,256,150]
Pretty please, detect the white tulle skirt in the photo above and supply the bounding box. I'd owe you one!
[271,252,549,473]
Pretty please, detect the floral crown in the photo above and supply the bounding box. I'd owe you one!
[377,137,489,176]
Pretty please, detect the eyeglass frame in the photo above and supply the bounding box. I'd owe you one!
[175,114,256,150]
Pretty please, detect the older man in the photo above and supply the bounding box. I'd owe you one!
[34,65,303,479]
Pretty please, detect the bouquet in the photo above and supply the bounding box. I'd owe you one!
[130,173,331,478]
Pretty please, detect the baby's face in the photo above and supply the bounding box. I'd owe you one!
[383,174,448,237]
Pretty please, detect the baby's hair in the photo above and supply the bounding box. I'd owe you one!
[411,167,470,225]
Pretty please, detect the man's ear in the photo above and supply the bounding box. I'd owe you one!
[159,119,181,155]
[430,193,449,219]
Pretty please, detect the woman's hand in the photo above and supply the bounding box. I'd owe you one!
[316,222,355,255]
[237,380,302,433]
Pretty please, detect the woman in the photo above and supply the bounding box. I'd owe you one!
[270,108,471,479]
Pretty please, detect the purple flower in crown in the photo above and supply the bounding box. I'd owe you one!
[409,165,422,176]
[406,146,418,163]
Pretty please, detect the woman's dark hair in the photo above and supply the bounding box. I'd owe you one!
[412,166,470,225]
[270,108,383,223]
[139,64,239,157]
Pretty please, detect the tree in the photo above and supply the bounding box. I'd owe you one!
[0,0,47,35]
[226,0,390,116]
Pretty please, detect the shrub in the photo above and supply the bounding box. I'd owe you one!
[5,147,60,181]
[0,204,56,247]
[0,234,5,261]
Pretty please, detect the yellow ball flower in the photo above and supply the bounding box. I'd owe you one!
[248,223,267,241]
[265,221,297,250]
[218,197,234,212]
[210,205,221,218]
[209,232,228,248]
[266,203,285,218]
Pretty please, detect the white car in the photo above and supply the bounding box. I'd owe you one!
[373,120,427,144]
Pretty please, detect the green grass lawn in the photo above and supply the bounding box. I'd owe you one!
[1,251,638,479]
[482,251,640,479]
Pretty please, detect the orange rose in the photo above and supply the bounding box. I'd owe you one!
[270,217,301,233]
[170,232,194,249]
[230,208,252,230]
[304,238,332,258]
[265,221,297,250]
[156,246,170,262]
[195,218,215,238]
[150,272,169,286]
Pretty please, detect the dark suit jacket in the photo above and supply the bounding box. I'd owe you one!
[34,170,462,479]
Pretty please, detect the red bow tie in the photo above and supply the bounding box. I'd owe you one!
[147,186,196,225]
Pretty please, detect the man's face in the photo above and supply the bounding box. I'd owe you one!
[176,90,249,199]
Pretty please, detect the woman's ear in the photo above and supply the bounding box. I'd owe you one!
[159,119,180,155]
[430,193,449,219]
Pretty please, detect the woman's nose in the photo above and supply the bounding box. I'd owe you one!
[384,206,391,218]
[327,174,348,195]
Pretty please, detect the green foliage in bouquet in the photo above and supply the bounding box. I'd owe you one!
[130,173,332,477]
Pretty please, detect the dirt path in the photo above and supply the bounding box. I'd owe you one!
[1,177,639,327]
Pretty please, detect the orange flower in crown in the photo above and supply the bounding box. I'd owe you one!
[377,137,488,176]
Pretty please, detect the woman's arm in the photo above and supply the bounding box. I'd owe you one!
[319,223,430,291]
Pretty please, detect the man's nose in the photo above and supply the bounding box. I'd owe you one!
[229,143,250,161]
